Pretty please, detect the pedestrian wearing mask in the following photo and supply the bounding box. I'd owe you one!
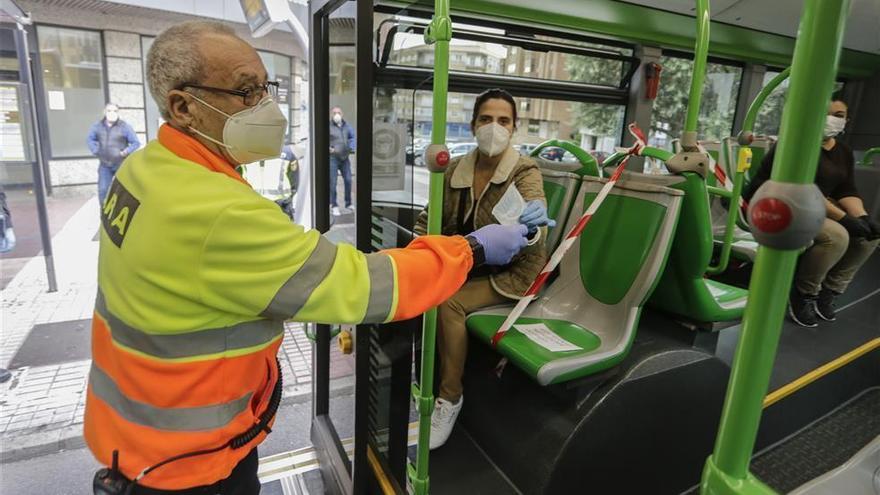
[87,103,141,205]
[745,99,880,327]
[329,106,356,216]
[414,88,555,449]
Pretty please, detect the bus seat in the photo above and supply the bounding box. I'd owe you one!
[531,142,600,251]
[644,170,749,322]
[465,175,683,385]
[698,141,723,188]
[602,162,749,323]
[713,138,756,260]
[746,136,773,182]
[538,168,581,252]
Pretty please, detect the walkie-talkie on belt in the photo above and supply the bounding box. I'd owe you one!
[93,450,131,495]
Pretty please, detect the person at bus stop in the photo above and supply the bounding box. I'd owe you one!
[329,105,356,216]
[87,21,529,495]
[744,99,880,328]
[87,102,141,205]
[414,89,554,449]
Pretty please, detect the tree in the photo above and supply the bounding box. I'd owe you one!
[565,56,626,141]
[754,75,788,137]
[650,57,742,144]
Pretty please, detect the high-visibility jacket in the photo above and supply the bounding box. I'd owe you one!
[84,124,472,490]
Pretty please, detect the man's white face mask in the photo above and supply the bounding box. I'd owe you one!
[332,113,342,125]
[475,122,511,157]
[823,115,846,139]
[187,94,288,164]
[105,110,119,123]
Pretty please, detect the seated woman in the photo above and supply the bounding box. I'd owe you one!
[744,98,880,327]
[414,89,554,448]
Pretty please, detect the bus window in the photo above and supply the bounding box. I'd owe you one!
[376,14,635,89]
[649,56,742,148]
[374,89,625,209]
[755,71,845,138]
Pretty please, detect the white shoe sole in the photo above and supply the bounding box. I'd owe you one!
[788,304,818,328]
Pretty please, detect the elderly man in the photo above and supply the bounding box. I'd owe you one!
[86,21,527,494]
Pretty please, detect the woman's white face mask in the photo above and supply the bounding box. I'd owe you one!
[823,115,846,139]
[187,93,288,164]
[475,122,511,157]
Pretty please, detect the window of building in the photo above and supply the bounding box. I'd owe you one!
[1,28,20,82]
[648,55,743,148]
[141,36,161,142]
[37,26,105,158]
[259,51,293,138]
[528,119,540,135]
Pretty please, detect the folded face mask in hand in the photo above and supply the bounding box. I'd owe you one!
[492,184,526,226]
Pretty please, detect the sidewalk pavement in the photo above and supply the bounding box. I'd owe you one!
[1,194,354,463]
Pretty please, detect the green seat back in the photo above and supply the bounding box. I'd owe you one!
[539,164,581,252]
[579,193,666,305]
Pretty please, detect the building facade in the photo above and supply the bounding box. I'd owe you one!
[5,0,307,189]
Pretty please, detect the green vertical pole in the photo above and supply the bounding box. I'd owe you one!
[408,1,451,494]
[683,0,710,144]
[701,1,850,493]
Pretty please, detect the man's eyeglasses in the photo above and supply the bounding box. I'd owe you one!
[181,81,279,106]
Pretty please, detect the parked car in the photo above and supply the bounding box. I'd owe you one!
[448,142,477,159]
[515,143,539,156]
[415,141,477,167]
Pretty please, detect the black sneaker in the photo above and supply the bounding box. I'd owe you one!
[815,287,840,322]
[788,288,819,328]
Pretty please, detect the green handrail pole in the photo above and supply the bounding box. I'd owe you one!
[706,167,744,275]
[409,1,451,493]
[861,147,880,167]
[702,2,850,494]
[682,0,710,148]
[740,67,791,139]
[706,153,751,275]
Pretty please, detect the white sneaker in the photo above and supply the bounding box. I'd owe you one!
[346,204,355,213]
[429,396,462,450]
[332,206,341,216]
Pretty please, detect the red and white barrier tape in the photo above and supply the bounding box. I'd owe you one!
[703,144,748,211]
[489,124,646,375]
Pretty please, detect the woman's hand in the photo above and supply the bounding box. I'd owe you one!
[838,214,871,239]
[519,200,556,234]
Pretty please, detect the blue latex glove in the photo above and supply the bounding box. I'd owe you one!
[469,224,528,265]
[519,200,556,234]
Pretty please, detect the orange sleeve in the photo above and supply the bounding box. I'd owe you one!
[383,235,473,321]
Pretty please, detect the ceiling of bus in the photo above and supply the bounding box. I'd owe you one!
[619,0,880,55]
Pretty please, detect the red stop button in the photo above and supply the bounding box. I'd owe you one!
[436,150,450,167]
[750,198,792,233]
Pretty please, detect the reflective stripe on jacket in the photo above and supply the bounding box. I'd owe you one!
[84,124,472,489]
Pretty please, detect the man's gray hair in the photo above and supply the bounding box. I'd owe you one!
[146,21,237,120]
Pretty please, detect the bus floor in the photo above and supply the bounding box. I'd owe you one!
[424,252,878,495]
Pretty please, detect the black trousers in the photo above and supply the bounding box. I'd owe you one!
[131,448,260,495]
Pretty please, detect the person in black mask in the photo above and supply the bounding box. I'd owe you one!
[745,99,880,327]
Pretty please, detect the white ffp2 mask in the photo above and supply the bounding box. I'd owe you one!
[823,115,846,138]
[188,94,288,164]
[476,122,511,157]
